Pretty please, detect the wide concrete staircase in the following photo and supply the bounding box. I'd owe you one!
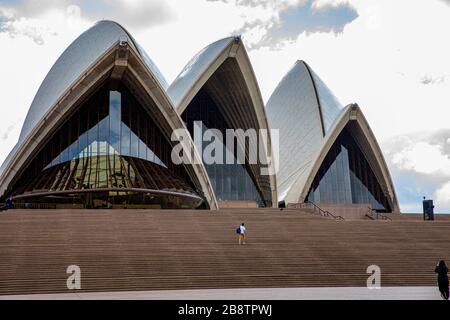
[0,208,449,295]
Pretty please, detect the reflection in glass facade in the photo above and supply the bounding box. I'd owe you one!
[10,84,202,209]
[181,89,264,205]
[14,156,202,209]
[46,90,165,169]
[306,128,391,212]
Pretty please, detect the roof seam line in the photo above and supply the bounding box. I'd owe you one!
[304,62,326,137]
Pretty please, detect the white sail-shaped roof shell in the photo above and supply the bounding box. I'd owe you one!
[168,37,235,111]
[19,20,168,146]
[267,61,399,212]
[266,61,343,202]
[1,20,168,178]
[168,37,278,207]
[0,21,217,209]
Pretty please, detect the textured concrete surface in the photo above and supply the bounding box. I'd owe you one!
[0,287,444,300]
[1,209,449,295]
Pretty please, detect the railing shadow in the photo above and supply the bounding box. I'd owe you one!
[288,202,345,221]
[366,207,392,220]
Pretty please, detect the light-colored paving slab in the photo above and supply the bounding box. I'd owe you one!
[0,287,445,300]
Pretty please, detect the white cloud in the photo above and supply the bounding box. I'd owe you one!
[204,0,358,50]
[206,0,305,11]
[391,141,450,176]
[0,7,58,45]
[0,8,90,164]
[384,130,450,212]
[245,0,450,142]
[421,74,447,85]
[312,0,352,11]
[436,181,450,208]
[0,0,175,34]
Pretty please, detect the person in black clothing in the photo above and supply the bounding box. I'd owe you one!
[5,197,13,210]
[435,260,449,300]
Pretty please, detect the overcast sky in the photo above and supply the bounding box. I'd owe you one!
[0,0,449,212]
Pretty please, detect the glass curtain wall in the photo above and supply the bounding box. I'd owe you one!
[9,83,202,209]
[306,128,391,212]
[181,89,264,205]
[45,90,165,168]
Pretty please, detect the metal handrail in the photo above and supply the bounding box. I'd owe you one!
[366,207,391,221]
[294,201,345,221]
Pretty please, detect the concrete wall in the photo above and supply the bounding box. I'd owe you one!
[218,201,258,209]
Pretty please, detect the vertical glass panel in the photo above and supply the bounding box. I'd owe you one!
[89,125,99,158]
[98,118,109,144]
[180,88,263,205]
[59,126,69,163]
[341,145,352,203]
[130,131,139,158]
[146,146,155,164]
[306,128,391,212]
[109,91,121,155]
[238,168,245,200]
[139,140,147,160]
[120,123,131,156]
[224,165,231,200]
[69,119,79,161]
[43,86,169,168]
[98,117,109,156]
[97,156,108,188]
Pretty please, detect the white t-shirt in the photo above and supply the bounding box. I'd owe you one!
[239,226,246,234]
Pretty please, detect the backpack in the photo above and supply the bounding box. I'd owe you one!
[236,227,241,234]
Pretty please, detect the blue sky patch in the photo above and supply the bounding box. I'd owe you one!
[242,0,358,49]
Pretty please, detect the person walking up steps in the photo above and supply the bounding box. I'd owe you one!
[236,223,247,245]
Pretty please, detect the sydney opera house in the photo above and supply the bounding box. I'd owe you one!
[0,21,399,214]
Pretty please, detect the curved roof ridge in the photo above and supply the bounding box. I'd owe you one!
[311,67,344,131]
[1,21,218,209]
[267,61,397,211]
[303,61,344,134]
[296,104,400,212]
[168,36,278,207]
[167,36,236,110]
[0,31,217,209]
[284,60,344,136]
[18,20,167,145]
[92,20,170,90]
[302,61,327,136]
[266,61,325,202]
